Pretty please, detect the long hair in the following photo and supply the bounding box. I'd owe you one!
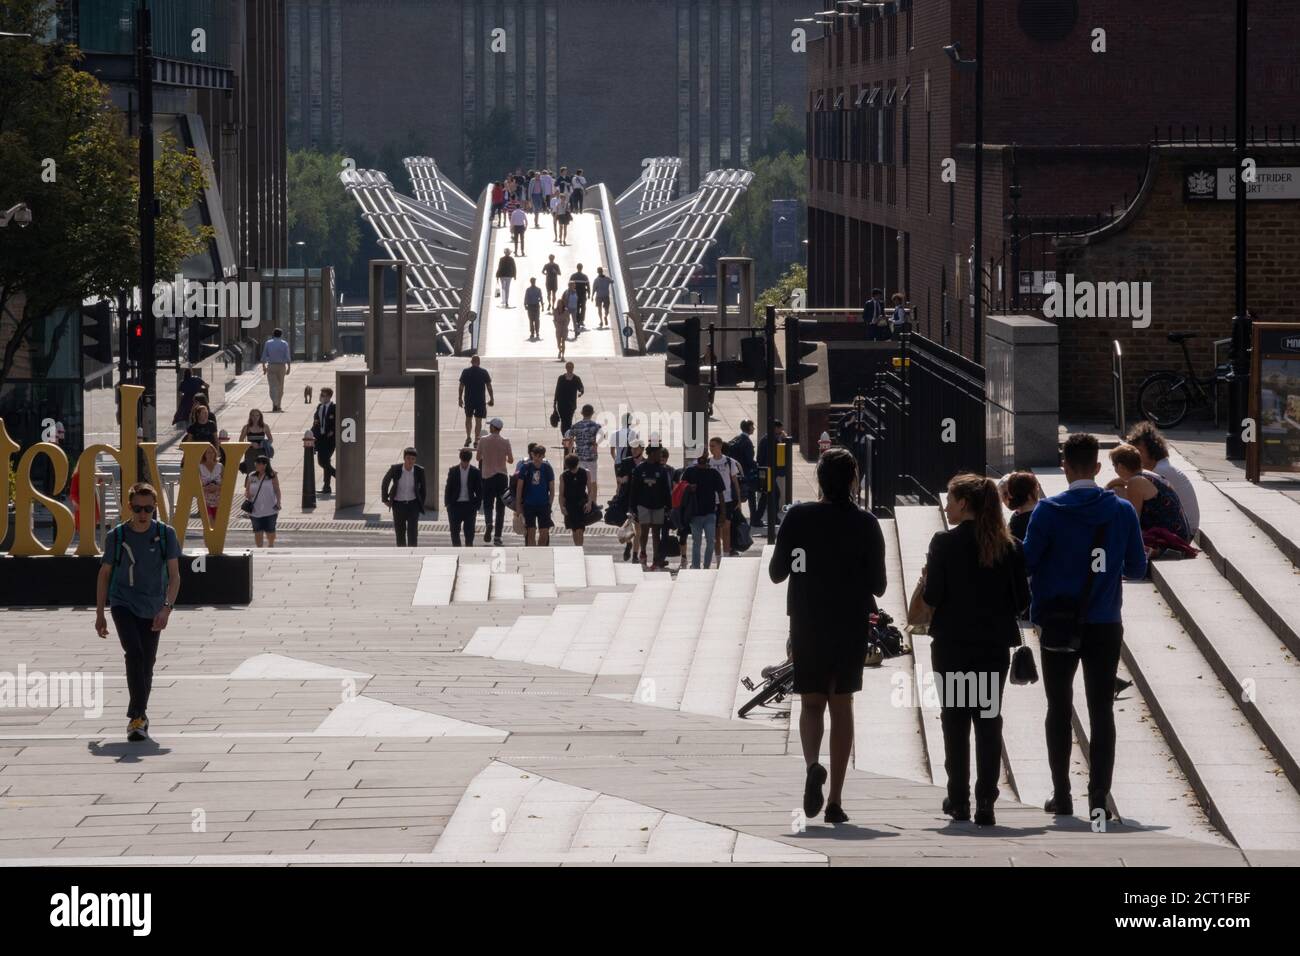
[816,447,858,504]
[948,472,1013,568]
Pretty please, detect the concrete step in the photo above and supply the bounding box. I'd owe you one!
[489,572,524,600]
[559,591,635,674]
[597,578,675,676]
[462,625,511,657]
[1181,461,1300,660]
[411,555,458,606]
[1151,550,1300,796]
[1121,580,1300,852]
[1205,476,1300,570]
[641,569,717,710]
[491,615,552,663]
[451,561,491,603]
[524,582,558,599]
[552,546,587,589]
[523,605,593,668]
[613,562,644,585]
[853,518,929,783]
[734,545,793,723]
[679,558,758,719]
[584,554,617,587]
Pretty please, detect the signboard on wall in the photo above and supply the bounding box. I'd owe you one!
[1247,322,1300,482]
[1018,270,1057,295]
[1184,166,1300,202]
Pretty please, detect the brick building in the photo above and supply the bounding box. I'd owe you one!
[285,0,811,193]
[804,0,1300,395]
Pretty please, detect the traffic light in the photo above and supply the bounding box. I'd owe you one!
[783,317,818,384]
[740,335,767,382]
[665,315,701,387]
[126,316,145,364]
[188,313,221,363]
[81,301,113,366]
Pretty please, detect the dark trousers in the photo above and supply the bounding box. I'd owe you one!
[316,439,336,488]
[931,641,1010,806]
[392,499,421,547]
[482,473,508,540]
[557,406,575,437]
[756,482,782,529]
[526,306,541,338]
[449,501,477,546]
[574,293,587,326]
[1042,622,1124,808]
[111,607,160,720]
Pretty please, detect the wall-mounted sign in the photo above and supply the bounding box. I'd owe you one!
[1247,322,1300,482]
[1184,166,1300,202]
[1018,270,1056,295]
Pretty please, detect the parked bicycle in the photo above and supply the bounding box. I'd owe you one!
[1136,332,1233,429]
[736,611,909,718]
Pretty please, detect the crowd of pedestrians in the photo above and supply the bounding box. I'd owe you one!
[490,166,617,357]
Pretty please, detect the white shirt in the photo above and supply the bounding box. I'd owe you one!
[395,465,417,502]
[709,454,740,503]
[510,208,527,227]
[573,175,587,190]
[610,427,639,461]
[457,465,472,502]
[1154,458,1199,535]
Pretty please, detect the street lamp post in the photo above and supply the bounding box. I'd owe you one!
[136,1,158,441]
[1226,0,1249,460]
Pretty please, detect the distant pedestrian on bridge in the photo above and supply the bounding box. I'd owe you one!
[554,193,571,245]
[553,288,572,360]
[539,168,555,202]
[529,170,545,227]
[556,166,572,195]
[524,278,543,340]
[542,254,561,308]
[509,204,528,255]
[570,264,590,330]
[592,267,613,328]
[496,249,516,307]
[571,169,588,212]
[491,181,506,228]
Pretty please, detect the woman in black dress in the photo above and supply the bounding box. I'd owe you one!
[238,409,272,475]
[558,454,590,545]
[769,448,887,825]
[921,473,1029,826]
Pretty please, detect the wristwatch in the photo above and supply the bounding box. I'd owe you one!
[163,601,173,609]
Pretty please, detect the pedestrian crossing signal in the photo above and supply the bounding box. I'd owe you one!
[784,317,818,384]
[126,317,145,363]
[81,301,113,366]
[665,316,701,387]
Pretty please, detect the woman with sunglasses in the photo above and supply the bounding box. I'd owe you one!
[244,454,282,548]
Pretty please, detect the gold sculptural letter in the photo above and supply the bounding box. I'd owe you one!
[171,439,249,552]
[9,441,75,556]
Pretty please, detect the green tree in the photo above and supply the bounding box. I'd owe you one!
[0,0,209,389]
[754,263,808,327]
[719,150,807,291]
[755,104,806,161]
[287,149,360,275]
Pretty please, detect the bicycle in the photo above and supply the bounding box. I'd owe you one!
[1136,332,1234,429]
[736,611,909,718]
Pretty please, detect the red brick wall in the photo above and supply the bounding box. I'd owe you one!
[1055,147,1300,418]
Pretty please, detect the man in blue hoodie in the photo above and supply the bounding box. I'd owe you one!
[1022,432,1147,822]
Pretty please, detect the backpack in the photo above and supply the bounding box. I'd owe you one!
[671,479,690,510]
[107,519,173,595]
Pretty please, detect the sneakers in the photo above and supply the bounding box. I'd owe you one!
[824,803,849,824]
[1044,794,1074,816]
[126,717,149,742]
[494,537,503,546]
[803,762,828,818]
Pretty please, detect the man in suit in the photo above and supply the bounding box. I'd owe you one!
[381,447,427,547]
[444,448,483,547]
[862,288,887,340]
[311,386,337,495]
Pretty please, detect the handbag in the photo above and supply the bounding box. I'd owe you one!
[261,438,275,460]
[1038,523,1109,653]
[582,505,603,527]
[550,409,560,428]
[604,495,628,527]
[906,566,932,632]
[731,515,753,553]
[240,476,266,515]
[1005,555,1038,685]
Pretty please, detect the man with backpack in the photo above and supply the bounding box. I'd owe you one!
[94,482,182,743]
[628,443,673,571]
[1022,432,1147,823]
[515,444,556,546]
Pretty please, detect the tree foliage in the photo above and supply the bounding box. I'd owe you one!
[464,107,526,190]
[719,150,807,292]
[287,149,360,276]
[754,263,808,327]
[0,0,209,389]
[755,104,806,162]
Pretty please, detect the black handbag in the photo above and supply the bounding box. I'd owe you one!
[582,505,603,527]
[1010,643,1039,685]
[730,514,753,553]
[603,495,628,527]
[1038,523,1109,653]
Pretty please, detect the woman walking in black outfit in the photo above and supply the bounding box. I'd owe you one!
[920,473,1029,826]
[769,448,886,824]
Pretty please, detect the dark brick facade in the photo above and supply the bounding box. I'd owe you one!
[805,0,1300,365]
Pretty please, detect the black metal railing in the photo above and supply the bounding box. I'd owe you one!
[865,331,987,516]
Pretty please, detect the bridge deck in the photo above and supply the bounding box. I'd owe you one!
[479,210,620,359]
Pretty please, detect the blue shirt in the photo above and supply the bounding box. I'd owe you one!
[262,337,291,364]
[520,461,555,507]
[101,521,181,618]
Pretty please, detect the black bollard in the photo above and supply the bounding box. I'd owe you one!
[302,431,317,510]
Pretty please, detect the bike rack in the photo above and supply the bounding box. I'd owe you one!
[1112,339,1126,439]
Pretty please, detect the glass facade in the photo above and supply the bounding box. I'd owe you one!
[72,0,231,66]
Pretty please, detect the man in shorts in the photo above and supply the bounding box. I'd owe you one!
[458,355,495,448]
[628,444,673,571]
[542,254,561,309]
[564,403,603,500]
[515,444,556,546]
[592,267,614,328]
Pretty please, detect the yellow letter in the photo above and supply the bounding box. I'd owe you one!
[10,443,75,556]
[74,384,143,554]
[171,441,248,554]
